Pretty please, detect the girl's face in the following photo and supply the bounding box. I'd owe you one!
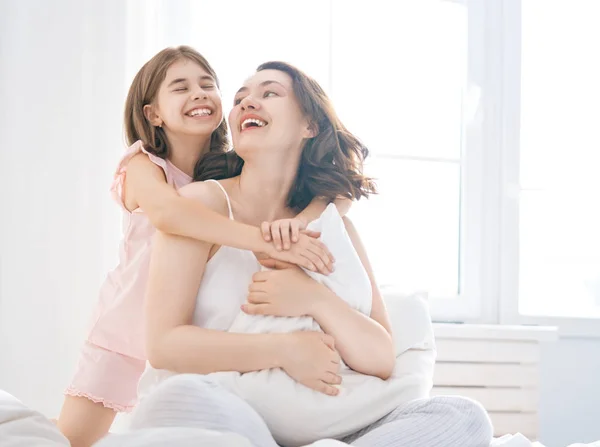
[229,69,314,160]
[145,58,223,140]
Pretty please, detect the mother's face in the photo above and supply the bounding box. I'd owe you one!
[229,69,315,159]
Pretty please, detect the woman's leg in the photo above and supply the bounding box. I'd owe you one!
[341,396,493,447]
[130,374,279,447]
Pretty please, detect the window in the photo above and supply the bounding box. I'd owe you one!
[131,0,484,321]
[518,1,600,319]
[332,1,469,308]
[130,0,600,335]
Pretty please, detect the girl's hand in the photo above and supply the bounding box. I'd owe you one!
[263,231,334,275]
[243,261,326,317]
[261,217,308,250]
[280,332,342,396]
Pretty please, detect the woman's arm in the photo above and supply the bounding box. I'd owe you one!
[145,181,286,373]
[146,182,342,394]
[125,154,332,273]
[146,234,287,374]
[247,216,395,379]
[309,216,395,379]
[296,197,353,227]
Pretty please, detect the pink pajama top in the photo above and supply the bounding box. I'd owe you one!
[86,140,192,360]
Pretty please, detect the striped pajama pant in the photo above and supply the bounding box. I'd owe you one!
[122,374,493,447]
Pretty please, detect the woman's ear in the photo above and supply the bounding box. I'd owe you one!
[303,121,319,139]
[143,104,163,127]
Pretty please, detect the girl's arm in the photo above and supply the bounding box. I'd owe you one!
[146,182,342,394]
[262,197,353,251]
[125,153,332,273]
[126,153,272,252]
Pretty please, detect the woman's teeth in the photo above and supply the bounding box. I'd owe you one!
[241,118,267,129]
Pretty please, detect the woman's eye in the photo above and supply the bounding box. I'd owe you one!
[202,84,215,90]
[233,97,242,105]
[174,88,187,92]
[264,91,278,98]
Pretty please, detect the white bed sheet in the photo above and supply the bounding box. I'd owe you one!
[1,390,599,447]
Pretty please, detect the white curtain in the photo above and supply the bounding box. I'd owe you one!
[0,0,215,418]
[0,0,131,416]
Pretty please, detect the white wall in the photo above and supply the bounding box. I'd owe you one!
[0,0,128,416]
[538,338,600,447]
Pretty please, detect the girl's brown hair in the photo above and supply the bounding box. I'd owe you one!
[196,61,376,210]
[124,46,229,168]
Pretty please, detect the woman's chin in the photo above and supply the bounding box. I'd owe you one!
[232,141,262,159]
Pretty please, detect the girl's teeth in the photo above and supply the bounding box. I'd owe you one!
[189,108,211,117]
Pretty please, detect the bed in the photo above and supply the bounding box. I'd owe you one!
[0,294,596,447]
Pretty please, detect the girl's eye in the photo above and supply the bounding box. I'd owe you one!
[174,88,187,92]
[233,97,243,106]
[203,84,215,89]
[264,91,278,98]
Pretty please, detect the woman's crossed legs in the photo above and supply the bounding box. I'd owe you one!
[128,375,492,447]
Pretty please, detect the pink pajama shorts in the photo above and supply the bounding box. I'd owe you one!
[65,341,146,412]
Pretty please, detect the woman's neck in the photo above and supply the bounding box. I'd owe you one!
[166,132,211,177]
[234,157,300,225]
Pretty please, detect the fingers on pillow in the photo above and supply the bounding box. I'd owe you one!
[320,381,340,396]
[299,253,317,272]
[308,241,334,271]
[307,379,339,396]
[324,371,342,385]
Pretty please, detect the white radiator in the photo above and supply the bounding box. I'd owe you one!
[431,324,557,440]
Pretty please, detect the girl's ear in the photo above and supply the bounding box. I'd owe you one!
[143,104,163,127]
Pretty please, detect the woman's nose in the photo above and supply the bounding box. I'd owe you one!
[240,95,259,110]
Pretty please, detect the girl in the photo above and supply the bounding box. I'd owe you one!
[57,47,349,447]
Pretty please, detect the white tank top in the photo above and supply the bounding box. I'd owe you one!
[137,179,261,397]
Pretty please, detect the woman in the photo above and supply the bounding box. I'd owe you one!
[132,62,493,447]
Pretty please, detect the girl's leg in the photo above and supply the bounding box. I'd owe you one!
[57,396,116,447]
[58,342,144,447]
[341,396,493,447]
[130,374,278,447]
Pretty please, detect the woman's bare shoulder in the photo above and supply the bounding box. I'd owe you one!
[178,180,232,217]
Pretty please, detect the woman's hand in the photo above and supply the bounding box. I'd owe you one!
[262,230,334,275]
[243,261,327,317]
[280,332,342,396]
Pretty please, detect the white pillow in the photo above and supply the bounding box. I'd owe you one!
[208,204,436,447]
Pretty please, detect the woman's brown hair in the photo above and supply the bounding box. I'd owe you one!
[196,61,376,210]
[124,46,229,166]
